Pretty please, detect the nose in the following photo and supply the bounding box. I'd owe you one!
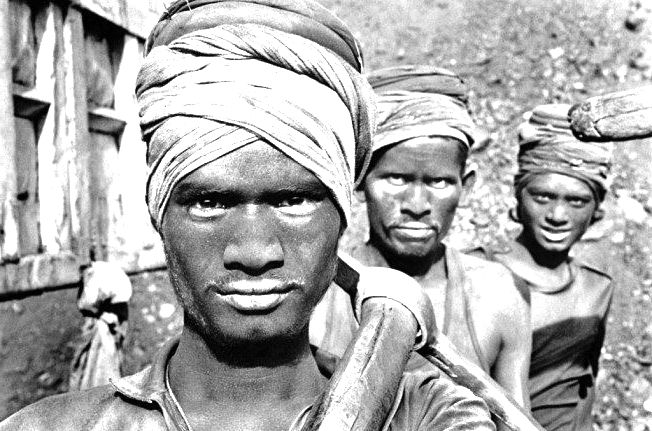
[545,202,570,226]
[400,183,431,219]
[223,205,284,275]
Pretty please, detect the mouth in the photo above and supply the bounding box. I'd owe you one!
[214,279,293,312]
[391,222,438,241]
[540,229,572,243]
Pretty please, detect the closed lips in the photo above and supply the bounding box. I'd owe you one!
[216,279,291,295]
[214,280,293,312]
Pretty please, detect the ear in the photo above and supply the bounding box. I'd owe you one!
[591,206,604,224]
[461,166,477,196]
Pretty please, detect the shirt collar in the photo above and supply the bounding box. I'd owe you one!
[110,336,179,403]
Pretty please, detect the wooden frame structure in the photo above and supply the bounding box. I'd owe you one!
[0,0,166,298]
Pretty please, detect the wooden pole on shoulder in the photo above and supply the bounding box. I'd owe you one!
[306,257,544,430]
[569,86,652,141]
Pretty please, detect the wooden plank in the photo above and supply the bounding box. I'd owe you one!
[88,107,126,135]
[89,131,120,261]
[14,117,40,255]
[84,29,114,108]
[13,86,50,118]
[111,34,163,263]
[57,4,92,263]
[68,0,162,40]
[9,0,36,87]
[0,0,19,263]
[0,252,81,295]
[34,4,69,256]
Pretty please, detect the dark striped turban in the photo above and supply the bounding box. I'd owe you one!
[516,104,613,202]
[136,0,375,229]
[366,65,476,154]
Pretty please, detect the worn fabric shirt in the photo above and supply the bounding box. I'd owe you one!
[488,250,613,431]
[0,337,495,431]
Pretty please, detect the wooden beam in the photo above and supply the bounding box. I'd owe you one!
[37,3,69,255]
[58,4,92,263]
[13,86,50,119]
[0,0,19,263]
[0,250,166,298]
[68,0,162,40]
[14,117,40,256]
[88,107,126,135]
[9,0,36,87]
[112,34,161,263]
[0,252,81,295]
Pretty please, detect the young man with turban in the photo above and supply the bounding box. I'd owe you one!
[0,2,495,430]
[478,104,614,430]
[310,66,532,428]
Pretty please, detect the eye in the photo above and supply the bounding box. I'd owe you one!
[385,174,407,186]
[530,192,552,204]
[567,197,590,208]
[428,179,451,190]
[274,195,320,216]
[187,195,228,218]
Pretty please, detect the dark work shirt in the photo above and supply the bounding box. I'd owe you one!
[0,337,495,430]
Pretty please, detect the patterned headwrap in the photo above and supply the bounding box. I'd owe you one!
[367,65,476,153]
[137,0,375,229]
[515,103,613,202]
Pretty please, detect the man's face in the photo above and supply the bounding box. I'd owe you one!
[518,172,597,255]
[363,137,469,261]
[160,142,341,347]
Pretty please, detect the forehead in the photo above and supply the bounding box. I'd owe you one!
[524,172,594,197]
[371,137,466,174]
[176,141,325,192]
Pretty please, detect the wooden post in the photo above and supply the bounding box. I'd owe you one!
[0,0,19,262]
[58,5,92,263]
[112,34,163,266]
[34,3,65,254]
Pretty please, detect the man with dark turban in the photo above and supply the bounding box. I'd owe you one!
[477,103,614,430]
[0,2,495,430]
[310,65,532,429]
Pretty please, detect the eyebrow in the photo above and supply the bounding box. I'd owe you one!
[173,178,330,200]
[527,187,592,199]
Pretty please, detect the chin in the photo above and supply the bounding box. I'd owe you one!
[392,242,437,260]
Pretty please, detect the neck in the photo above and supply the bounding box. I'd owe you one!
[515,233,569,269]
[168,323,326,409]
[366,236,446,279]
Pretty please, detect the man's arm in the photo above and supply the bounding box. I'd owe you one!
[491,268,532,413]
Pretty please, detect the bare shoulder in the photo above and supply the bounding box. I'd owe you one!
[459,252,523,299]
[0,386,113,430]
[0,384,154,431]
[459,252,530,326]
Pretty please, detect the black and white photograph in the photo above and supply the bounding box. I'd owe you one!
[0,0,651,429]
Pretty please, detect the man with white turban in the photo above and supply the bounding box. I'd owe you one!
[310,66,532,430]
[0,2,494,430]
[479,103,614,431]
